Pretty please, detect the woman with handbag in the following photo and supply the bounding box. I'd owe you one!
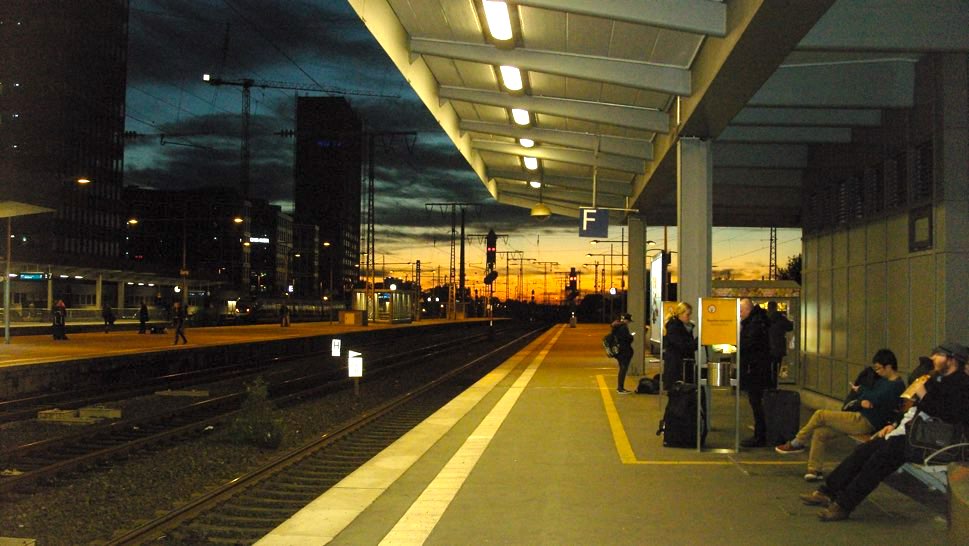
[798,342,969,522]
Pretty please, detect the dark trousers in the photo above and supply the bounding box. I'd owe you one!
[748,387,766,440]
[820,435,906,512]
[616,353,632,391]
[769,357,783,388]
[174,323,187,344]
[138,320,147,334]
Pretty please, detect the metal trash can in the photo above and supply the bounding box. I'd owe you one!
[708,360,733,387]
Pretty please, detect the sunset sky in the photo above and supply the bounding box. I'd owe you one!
[124,1,801,300]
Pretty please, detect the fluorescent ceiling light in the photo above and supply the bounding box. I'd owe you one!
[529,180,542,188]
[523,156,539,170]
[483,0,513,41]
[499,65,523,91]
[519,138,535,148]
[511,108,530,126]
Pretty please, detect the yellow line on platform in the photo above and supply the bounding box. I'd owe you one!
[596,375,804,466]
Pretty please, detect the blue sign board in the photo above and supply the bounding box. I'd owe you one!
[18,272,49,280]
[578,208,608,237]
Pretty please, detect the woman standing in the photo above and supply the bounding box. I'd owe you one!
[662,302,696,390]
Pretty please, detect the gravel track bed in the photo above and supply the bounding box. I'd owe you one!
[0,362,446,545]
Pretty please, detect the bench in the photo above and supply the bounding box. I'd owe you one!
[847,432,950,492]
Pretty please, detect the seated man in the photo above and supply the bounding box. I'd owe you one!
[798,341,969,521]
[775,349,906,481]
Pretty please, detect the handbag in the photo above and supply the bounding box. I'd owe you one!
[904,416,969,465]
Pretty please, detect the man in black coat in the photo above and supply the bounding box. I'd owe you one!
[766,301,793,387]
[612,313,635,394]
[739,298,772,447]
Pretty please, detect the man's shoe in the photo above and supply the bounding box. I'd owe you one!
[775,442,805,454]
[804,470,824,482]
[740,436,766,448]
[798,490,831,507]
[617,389,631,394]
[818,502,849,522]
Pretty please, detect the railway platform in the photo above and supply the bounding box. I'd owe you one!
[258,323,951,546]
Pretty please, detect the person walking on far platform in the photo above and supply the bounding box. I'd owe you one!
[280,302,291,327]
[172,301,188,345]
[52,300,68,340]
[138,303,149,334]
[611,313,635,393]
[102,302,116,333]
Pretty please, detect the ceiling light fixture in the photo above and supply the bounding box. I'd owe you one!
[499,65,523,91]
[523,156,539,170]
[519,138,535,148]
[529,180,542,188]
[482,0,513,41]
[511,108,530,126]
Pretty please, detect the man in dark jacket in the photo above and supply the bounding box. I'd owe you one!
[612,313,635,394]
[766,301,793,387]
[740,298,772,447]
[800,341,969,521]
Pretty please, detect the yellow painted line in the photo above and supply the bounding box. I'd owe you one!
[596,374,806,466]
[379,325,567,545]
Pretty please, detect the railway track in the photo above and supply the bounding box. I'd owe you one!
[107,325,544,544]
[0,322,524,495]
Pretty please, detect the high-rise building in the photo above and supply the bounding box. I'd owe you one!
[294,97,362,301]
[248,199,292,296]
[0,2,129,267]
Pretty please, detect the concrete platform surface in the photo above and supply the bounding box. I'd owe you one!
[258,324,950,546]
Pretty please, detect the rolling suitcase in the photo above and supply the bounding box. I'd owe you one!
[656,382,707,448]
[763,389,800,445]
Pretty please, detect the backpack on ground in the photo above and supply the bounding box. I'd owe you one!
[602,331,620,358]
[656,382,707,448]
[763,389,800,445]
[636,374,661,394]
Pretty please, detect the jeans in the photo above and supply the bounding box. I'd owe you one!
[795,410,874,472]
[820,435,906,512]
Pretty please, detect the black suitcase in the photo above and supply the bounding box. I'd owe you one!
[656,382,707,448]
[763,389,800,445]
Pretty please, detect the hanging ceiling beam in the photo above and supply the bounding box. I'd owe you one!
[731,107,882,127]
[411,38,691,96]
[460,120,653,159]
[488,168,632,197]
[439,86,668,132]
[514,0,727,37]
[473,140,646,174]
[749,60,916,108]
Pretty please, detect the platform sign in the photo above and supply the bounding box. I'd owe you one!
[578,208,608,237]
[18,272,49,280]
[699,298,738,346]
[347,350,363,378]
[331,339,341,357]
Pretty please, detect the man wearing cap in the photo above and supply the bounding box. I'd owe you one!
[800,341,969,521]
[611,313,635,394]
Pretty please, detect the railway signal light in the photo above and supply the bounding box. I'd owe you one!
[486,229,497,270]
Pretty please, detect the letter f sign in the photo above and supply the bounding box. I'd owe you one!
[579,208,608,237]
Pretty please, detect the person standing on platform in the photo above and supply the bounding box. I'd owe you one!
[662,302,696,389]
[102,302,115,333]
[280,303,291,327]
[138,303,149,334]
[172,301,188,345]
[766,301,793,387]
[611,313,635,394]
[739,298,772,447]
[52,300,68,340]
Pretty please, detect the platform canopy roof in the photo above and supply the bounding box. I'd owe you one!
[348,0,969,227]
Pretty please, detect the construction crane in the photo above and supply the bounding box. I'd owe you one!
[202,74,398,199]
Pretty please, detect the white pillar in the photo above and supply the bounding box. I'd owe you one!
[117,281,125,311]
[95,273,103,309]
[676,138,713,317]
[628,215,647,375]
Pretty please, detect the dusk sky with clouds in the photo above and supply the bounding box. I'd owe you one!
[123,0,800,297]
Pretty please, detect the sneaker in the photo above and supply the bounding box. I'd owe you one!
[799,490,831,507]
[617,389,631,394]
[804,470,824,482]
[775,442,805,454]
[740,436,766,448]
[818,501,849,522]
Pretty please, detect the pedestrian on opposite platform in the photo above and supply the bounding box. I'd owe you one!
[662,301,696,389]
[172,301,188,345]
[52,300,68,340]
[775,348,906,481]
[138,303,149,334]
[280,303,291,327]
[799,342,969,522]
[739,298,771,447]
[102,302,116,333]
[611,313,635,394]
[766,301,793,387]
